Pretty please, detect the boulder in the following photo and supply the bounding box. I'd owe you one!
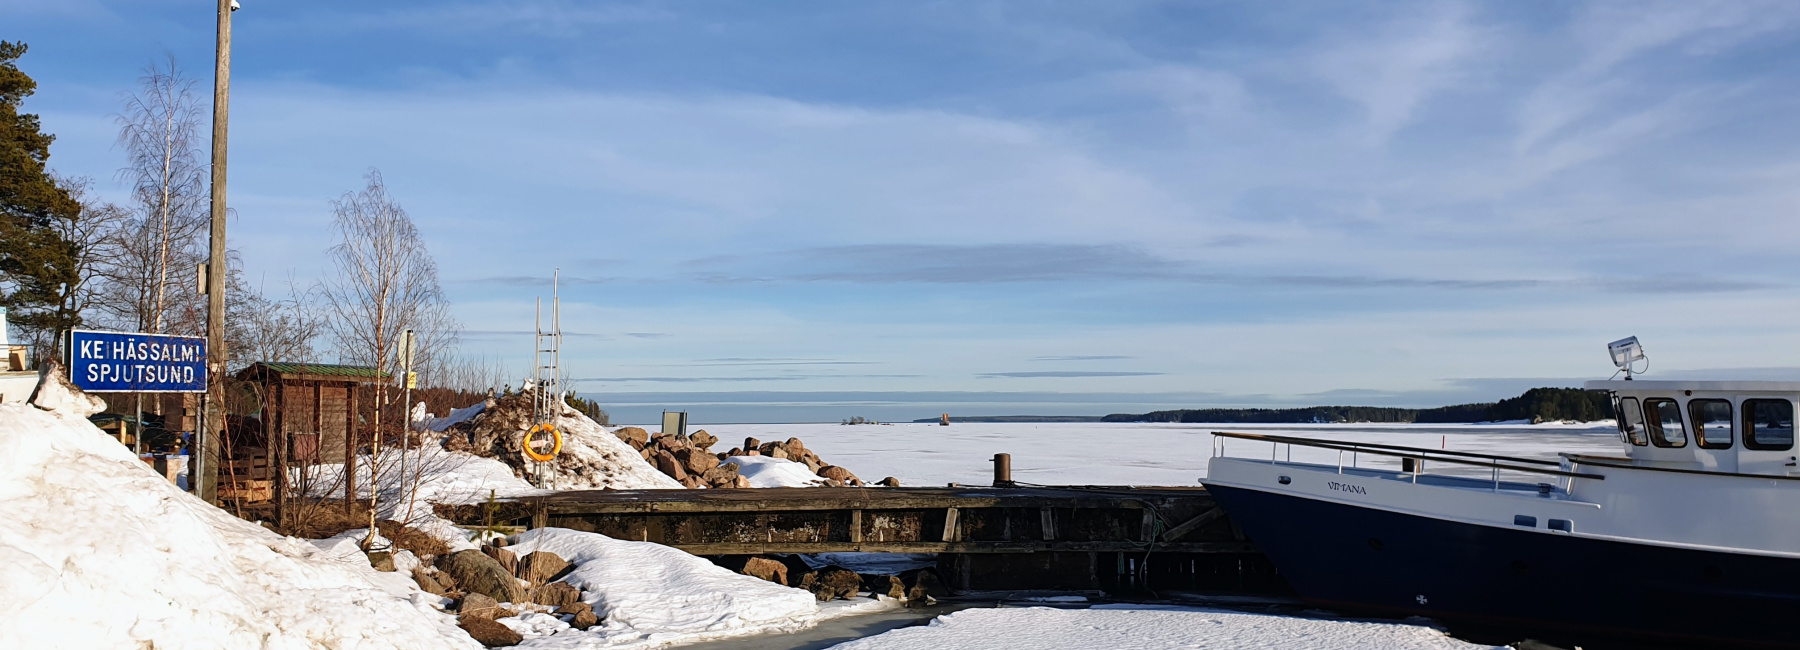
[654,450,688,481]
[767,446,790,460]
[458,614,523,647]
[745,450,761,456]
[412,567,450,596]
[863,573,906,599]
[531,581,582,609]
[800,566,862,602]
[903,569,949,603]
[367,550,396,572]
[757,441,784,457]
[877,476,902,487]
[784,437,807,457]
[743,437,761,452]
[803,455,824,473]
[733,475,752,488]
[482,545,519,577]
[442,549,526,604]
[741,557,789,585]
[458,592,504,618]
[641,448,653,460]
[700,463,738,484]
[558,602,599,631]
[689,430,718,449]
[613,427,650,448]
[725,447,742,457]
[817,465,858,484]
[517,550,569,584]
[676,447,717,476]
[679,475,704,489]
[822,478,845,488]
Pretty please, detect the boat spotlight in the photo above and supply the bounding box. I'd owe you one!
[1608,336,1647,379]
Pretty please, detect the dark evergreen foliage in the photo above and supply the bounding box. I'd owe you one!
[0,41,83,351]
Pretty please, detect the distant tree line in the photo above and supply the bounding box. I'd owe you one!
[1104,388,1614,424]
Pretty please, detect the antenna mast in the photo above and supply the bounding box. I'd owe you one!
[530,269,564,482]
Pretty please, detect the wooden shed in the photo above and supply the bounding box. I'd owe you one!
[236,362,388,515]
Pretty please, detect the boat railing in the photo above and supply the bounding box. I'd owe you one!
[1210,431,1605,491]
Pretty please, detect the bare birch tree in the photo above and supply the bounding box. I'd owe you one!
[317,170,458,539]
[106,56,207,336]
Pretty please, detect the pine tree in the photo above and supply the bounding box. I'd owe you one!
[0,41,82,356]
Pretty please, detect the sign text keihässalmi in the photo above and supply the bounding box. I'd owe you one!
[67,329,207,392]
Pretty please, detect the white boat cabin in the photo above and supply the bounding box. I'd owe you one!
[1586,380,1800,476]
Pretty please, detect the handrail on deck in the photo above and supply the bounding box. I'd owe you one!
[1210,430,1606,482]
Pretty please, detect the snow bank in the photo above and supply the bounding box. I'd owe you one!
[309,445,546,508]
[825,605,1501,650]
[723,455,826,487]
[0,399,479,649]
[541,402,685,490]
[506,527,822,647]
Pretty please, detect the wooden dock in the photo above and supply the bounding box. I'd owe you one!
[439,485,1282,593]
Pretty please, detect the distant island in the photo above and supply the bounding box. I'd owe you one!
[911,415,1107,423]
[916,388,1615,425]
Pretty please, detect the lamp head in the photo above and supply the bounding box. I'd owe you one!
[1608,336,1645,371]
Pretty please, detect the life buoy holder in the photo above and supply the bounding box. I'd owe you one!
[523,423,563,462]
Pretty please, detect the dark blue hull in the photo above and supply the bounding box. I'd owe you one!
[1206,484,1800,648]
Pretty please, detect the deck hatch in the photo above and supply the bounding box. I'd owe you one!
[1513,515,1536,527]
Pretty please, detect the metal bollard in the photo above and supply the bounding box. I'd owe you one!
[993,453,1013,487]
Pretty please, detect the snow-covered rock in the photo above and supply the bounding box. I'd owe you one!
[440,391,682,490]
[504,527,822,646]
[723,455,828,487]
[27,361,106,418]
[0,398,479,648]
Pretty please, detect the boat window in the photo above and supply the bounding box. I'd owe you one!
[1689,399,1733,450]
[1644,399,1687,448]
[1744,399,1795,451]
[1617,397,1647,446]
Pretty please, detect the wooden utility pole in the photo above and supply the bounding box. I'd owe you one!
[199,0,233,504]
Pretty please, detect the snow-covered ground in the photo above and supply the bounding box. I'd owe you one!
[495,528,901,648]
[0,392,478,648]
[672,421,1624,487]
[825,604,1502,650]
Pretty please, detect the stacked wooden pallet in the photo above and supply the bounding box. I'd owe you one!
[220,453,273,503]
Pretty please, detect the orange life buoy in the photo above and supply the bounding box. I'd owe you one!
[523,423,563,462]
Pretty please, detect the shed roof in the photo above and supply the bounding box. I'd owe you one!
[237,362,389,383]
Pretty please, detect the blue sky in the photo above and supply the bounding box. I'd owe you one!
[10,1,1800,422]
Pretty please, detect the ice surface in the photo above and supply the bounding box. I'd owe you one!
[0,400,479,648]
[825,605,1503,650]
[692,422,1625,487]
[724,455,827,487]
[502,527,835,648]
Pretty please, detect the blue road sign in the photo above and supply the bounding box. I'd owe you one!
[67,329,207,393]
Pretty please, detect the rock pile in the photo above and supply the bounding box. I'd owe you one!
[439,391,682,490]
[723,435,871,487]
[611,427,751,489]
[716,555,948,604]
[425,539,600,647]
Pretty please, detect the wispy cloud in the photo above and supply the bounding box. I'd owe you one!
[687,244,1769,292]
[980,371,1164,378]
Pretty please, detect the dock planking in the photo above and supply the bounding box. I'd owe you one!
[444,485,1258,556]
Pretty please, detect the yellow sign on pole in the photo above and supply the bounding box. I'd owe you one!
[405,371,417,389]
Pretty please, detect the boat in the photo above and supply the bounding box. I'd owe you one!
[1202,340,1800,648]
